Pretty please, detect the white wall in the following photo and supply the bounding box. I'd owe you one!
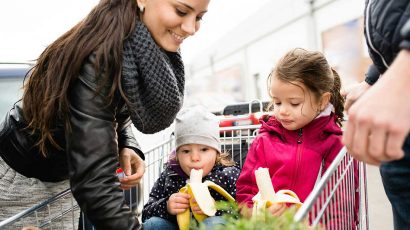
[185,0,366,110]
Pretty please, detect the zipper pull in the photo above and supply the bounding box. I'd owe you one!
[297,129,303,144]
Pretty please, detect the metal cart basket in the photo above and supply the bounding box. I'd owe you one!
[0,120,368,230]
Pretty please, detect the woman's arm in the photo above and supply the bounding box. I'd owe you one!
[66,60,140,229]
[116,106,145,160]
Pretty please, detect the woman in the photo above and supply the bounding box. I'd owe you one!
[0,0,210,229]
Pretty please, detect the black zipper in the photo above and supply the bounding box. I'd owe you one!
[297,128,303,144]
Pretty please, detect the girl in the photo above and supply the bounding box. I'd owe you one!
[0,0,210,229]
[236,48,347,217]
[143,106,240,230]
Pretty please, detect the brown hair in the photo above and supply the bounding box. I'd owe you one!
[22,0,139,155]
[267,48,345,126]
[216,151,236,167]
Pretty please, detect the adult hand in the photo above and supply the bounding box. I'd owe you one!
[344,50,410,165]
[342,81,371,111]
[267,203,286,217]
[119,148,145,190]
[167,192,191,215]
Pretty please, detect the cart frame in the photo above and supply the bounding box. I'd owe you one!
[0,118,368,230]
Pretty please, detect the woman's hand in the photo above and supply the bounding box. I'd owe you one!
[118,148,145,190]
[167,192,191,215]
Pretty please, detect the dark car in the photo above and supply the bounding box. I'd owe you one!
[0,63,33,118]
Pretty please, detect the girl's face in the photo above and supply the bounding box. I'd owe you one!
[176,144,217,177]
[270,76,327,131]
[138,0,210,52]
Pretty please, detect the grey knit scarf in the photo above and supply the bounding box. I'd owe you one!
[122,20,185,134]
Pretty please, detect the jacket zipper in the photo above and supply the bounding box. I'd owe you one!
[365,0,389,69]
[291,129,303,189]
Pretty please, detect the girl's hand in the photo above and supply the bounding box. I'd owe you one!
[119,148,145,190]
[267,203,286,217]
[190,198,204,215]
[167,192,191,215]
[342,81,371,111]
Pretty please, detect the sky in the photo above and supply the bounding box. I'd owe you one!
[0,0,270,64]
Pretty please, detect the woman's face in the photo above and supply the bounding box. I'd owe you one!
[138,0,210,52]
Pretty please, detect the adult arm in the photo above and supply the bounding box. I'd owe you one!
[66,59,140,229]
[116,108,146,189]
[116,106,145,160]
[344,50,410,165]
[344,18,410,165]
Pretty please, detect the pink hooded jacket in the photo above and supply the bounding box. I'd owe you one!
[236,113,343,207]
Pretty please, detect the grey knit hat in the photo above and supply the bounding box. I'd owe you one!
[175,105,221,153]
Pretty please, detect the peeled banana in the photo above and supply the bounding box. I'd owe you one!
[252,167,302,218]
[176,169,235,230]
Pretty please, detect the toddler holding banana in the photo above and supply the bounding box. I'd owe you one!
[143,105,240,230]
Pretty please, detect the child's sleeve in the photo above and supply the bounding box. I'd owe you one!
[235,137,267,208]
[142,171,176,223]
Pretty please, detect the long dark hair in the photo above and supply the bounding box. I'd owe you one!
[22,0,139,155]
[267,48,345,126]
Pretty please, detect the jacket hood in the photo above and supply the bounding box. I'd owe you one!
[259,113,342,142]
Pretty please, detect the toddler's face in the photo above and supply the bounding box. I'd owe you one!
[270,77,321,130]
[176,144,217,177]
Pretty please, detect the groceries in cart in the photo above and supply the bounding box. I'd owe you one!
[252,167,302,219]
[177,168,235,230]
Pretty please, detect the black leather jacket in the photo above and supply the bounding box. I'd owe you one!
[0,56,143,229]
[364,0,410,84]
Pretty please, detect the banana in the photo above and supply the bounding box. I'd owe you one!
[176,169,235,230]
[252,167,302,218]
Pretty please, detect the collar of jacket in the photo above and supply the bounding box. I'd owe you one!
[258,113,342,143]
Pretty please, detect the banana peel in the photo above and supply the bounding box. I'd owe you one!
[252,167,302,218]
[176,169,235,230]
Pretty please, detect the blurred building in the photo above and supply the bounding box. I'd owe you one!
[184,0,370,113]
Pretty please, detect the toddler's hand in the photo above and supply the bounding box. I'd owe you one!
[167,192,190,215]
[267,203,286,217]
[190,198,204,215]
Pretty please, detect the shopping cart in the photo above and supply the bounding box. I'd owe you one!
[293,147,369,230]
[0,103,368,230]
[0,188,79,229]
